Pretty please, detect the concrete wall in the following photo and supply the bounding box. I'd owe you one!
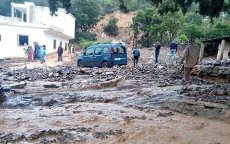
[30,6,75,38]
[0,24,69,58]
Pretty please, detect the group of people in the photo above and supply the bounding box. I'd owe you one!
[23,43,64,63]
[23,42,47,63]
[133,37,200,83]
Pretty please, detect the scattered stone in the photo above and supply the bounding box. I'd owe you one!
[43,84,59,88]
[10,82,27,89]
[157,112,174,117]
[0,84,6,102]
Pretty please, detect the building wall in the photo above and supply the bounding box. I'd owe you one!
[30,6,75,38]
[0,24,69,58]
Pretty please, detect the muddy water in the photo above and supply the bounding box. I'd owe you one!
[0,79,230,143]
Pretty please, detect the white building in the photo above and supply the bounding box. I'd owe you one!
[0,2,75,58]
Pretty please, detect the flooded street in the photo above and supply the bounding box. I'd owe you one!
[0,49,230,144]
[1,69,230,143]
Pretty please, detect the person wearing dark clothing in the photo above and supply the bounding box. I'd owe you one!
[34,42,40,60]
[133,47,140,66]
[155,41,161,64]
[65,66,71,80]
[228,50,230,58]
[169,40,178,65]
[57,45,63,62]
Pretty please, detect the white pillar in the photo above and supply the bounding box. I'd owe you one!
[26,5,30,23]
[11,5,14,21]
[217,39,225,60]
[22,12,24,22]
[199,43,205,63]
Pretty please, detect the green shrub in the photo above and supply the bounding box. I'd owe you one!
[103,18,119,36]
[74,32,97,43]
[79,40,111,49]
[194,38,201,48]
[178,34,188,44]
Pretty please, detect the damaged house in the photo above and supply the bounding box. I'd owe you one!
[0,2,75,58]
[199,36,230,62]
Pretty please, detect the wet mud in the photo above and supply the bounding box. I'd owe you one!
[0,63,230,143]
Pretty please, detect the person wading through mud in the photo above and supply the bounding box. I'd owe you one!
[155,41,161,64]
[180,36,199,82]
[57,44,63,62]
[169,40,178,66]
[133,46,140,66]
[39,45,46,64]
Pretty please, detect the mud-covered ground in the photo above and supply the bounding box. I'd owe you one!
[0,48,230,144]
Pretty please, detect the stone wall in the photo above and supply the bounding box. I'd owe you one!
[192,59,230,81]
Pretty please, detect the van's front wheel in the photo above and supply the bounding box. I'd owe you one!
[102,61,109,68]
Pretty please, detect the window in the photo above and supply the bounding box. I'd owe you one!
[18,35,28,46]
[53,40,56,49]
[85,47,94,55]
[0,35,1,41]
[114,46,125,54]
[103,47,109,54]
[94,47,102,55]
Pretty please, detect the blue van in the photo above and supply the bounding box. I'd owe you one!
[76,43,127,67]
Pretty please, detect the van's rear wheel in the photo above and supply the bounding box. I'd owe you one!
[78,61,83,67]
[102,61,109,68]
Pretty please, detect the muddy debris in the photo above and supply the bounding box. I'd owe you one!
[43,83,60,89]
[179,84,230,105]
[9,82,27,89]
[157,111,174,117]
[0,84,6,103]
[0,128,124,144]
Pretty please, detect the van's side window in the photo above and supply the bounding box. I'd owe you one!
[114,46,125,54]
[86,47,94,55]
[103,47,109,54]
[95,47,102,55]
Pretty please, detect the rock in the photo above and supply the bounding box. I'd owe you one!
[10,82,27,89]
[43,84,59,88]
[0,85,6,102]
[209,90,216,96]
[105,72,114,75]
[157,112,174,117]
[48,72,53,77]
[53,73,60,77]
[216,90,226,96]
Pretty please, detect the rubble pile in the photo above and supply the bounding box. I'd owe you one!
[179,84,230,105]
[192,59,230,80]
[2,66,78,82]
[0,128,124,144]
[80,64,169,80]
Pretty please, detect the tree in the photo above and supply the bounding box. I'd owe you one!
[160,11,183,43]
[149,0,229,18]
[179,12,203,39]
[133,8,160,47]
[119,0,129,13]
[209,16,230,38]
[103,18,119,36]
[100,0,119,14]
[71,0,101,32]
[48,0,71,15]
